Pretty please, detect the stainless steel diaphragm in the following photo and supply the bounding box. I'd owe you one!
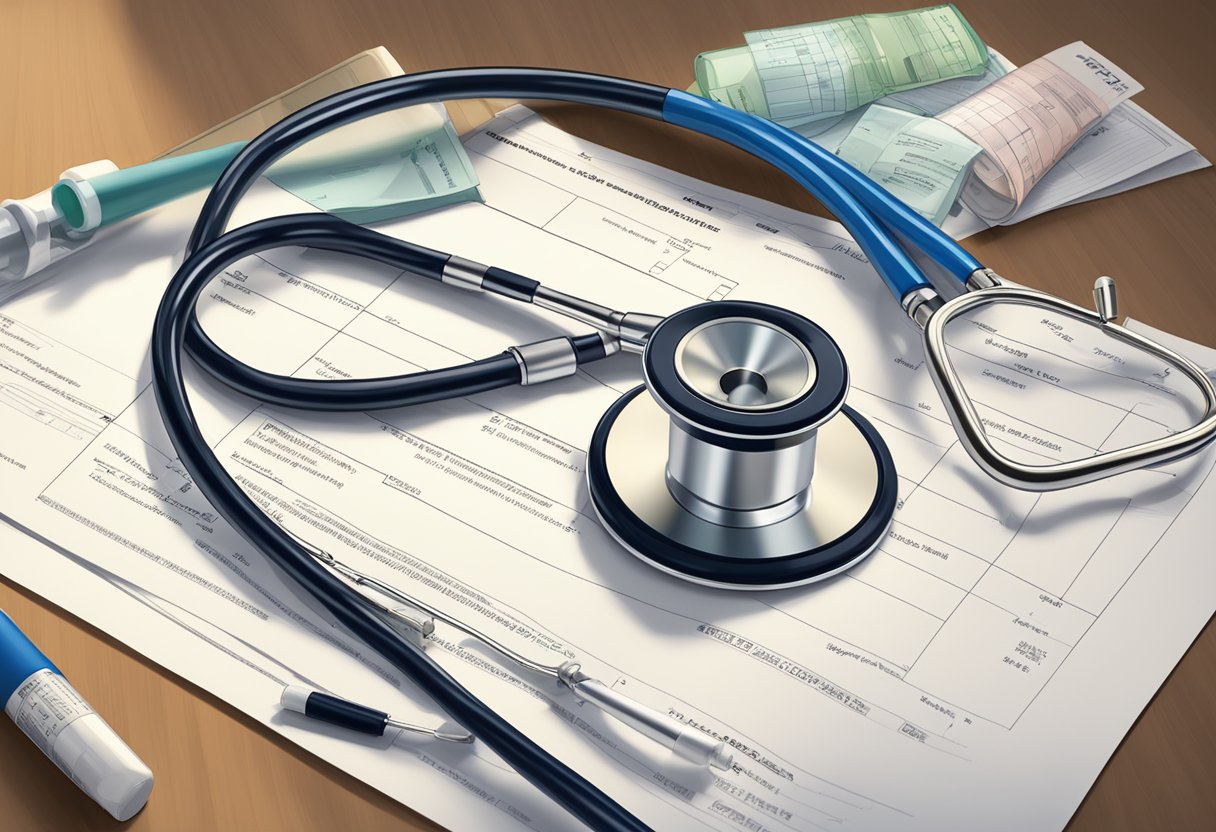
[588,300,897,589]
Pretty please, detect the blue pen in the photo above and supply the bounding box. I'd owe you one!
[0,609,153,820]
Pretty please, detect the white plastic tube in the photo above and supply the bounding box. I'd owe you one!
[1,610,153,820]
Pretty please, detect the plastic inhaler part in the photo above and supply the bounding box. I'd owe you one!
[0,610,154,821]
[0,212,22,275]
[1,159,118,289]
[52,141,247,233]
[280,685,473,743]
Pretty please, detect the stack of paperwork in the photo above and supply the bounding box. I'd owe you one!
[1,103,1215,831]
[692,7,1208,234]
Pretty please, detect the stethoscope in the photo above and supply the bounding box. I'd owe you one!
[150,69,1216,832]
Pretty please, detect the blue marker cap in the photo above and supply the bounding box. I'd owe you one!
[0,609,57,702]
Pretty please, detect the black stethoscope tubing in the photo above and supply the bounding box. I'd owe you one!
[156,70,683,832]
[153,67,959,832]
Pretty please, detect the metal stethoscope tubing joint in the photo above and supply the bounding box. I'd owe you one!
[303,538,736,770]
[150,67,1216,832]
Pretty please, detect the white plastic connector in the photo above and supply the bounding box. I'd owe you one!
[280,684,314,714]
[0,159,118,291]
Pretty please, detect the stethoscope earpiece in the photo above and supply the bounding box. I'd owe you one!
[922,277,1216,490]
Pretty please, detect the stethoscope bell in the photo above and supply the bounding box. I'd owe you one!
[588,300,897,589]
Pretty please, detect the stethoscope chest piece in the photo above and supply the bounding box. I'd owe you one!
[588,300,897,589]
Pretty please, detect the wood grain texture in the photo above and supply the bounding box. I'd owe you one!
[0,0,1214,829]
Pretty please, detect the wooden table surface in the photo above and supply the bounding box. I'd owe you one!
[1,0,1213,829]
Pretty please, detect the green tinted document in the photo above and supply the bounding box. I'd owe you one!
[695,5,987,127]
[694,44,772,118]
[267,106,481,224]
[835,104,981,226]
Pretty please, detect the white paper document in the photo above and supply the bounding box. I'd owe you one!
[1,106,1215,832]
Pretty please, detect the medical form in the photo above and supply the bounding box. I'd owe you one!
[834,105,981,225]
[743,5,988,127]
[0,106,1214,831]
[940,43,1142,222]
[792,46,1205,236]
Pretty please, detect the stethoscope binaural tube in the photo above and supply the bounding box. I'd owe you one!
[152,68,996,832]
[660,89,982,295]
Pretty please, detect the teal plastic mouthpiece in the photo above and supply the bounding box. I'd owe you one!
[51,141,246,233]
